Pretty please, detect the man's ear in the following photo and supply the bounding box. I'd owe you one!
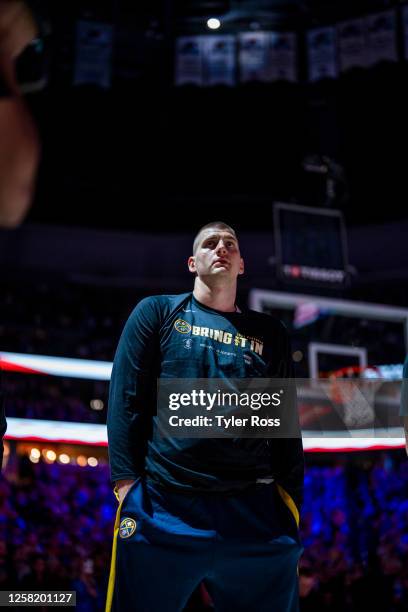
[188,256,196,273]
[238,257,245,275]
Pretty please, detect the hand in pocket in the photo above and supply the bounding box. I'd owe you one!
[115,479,137,504]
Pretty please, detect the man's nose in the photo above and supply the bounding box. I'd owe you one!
[216,240,228,254]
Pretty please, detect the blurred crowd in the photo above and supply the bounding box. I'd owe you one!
[0,461,112,611]
[0,452,407,611]
[1,280,136,361]
[3,374,108,424]
[1,279,130,424]
[299,453,408,611]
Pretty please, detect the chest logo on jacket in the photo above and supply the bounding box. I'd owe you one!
[174,319,192,334]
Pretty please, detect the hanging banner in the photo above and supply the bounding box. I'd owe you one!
[365,10,397,67]
[203,35,236,86]
[337,18,367,72]
[74,20,113,88]
[175,36,205,86]
[238,32,270,82]
[403,5,408,60]
[307,26,338,81]
[267,32,297,82]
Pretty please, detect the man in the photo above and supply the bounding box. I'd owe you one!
[0,0,41,464]
[106,222,304,612]
[0,0,41,228]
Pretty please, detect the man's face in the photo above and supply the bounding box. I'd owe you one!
[188,228,244,280]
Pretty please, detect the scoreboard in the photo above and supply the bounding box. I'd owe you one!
[274,202,348,287]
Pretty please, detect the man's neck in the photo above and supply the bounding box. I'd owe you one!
[193,277,237,312]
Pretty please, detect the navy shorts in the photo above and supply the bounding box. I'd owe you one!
[106,478,303,612]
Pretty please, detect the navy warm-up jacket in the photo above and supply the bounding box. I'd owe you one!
[107,293,304,510]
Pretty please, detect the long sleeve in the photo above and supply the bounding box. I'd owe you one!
[107,297,161,483]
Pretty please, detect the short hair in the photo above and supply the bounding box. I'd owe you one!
[192,221,237,254]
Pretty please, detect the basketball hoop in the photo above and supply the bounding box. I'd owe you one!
[327,366,381,430]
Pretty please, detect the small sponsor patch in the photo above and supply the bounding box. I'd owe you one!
[174,319,191,334]
[119,517,136,539]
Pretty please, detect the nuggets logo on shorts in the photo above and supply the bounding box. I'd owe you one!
[119,517,136,539]
[174,319,191,334]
